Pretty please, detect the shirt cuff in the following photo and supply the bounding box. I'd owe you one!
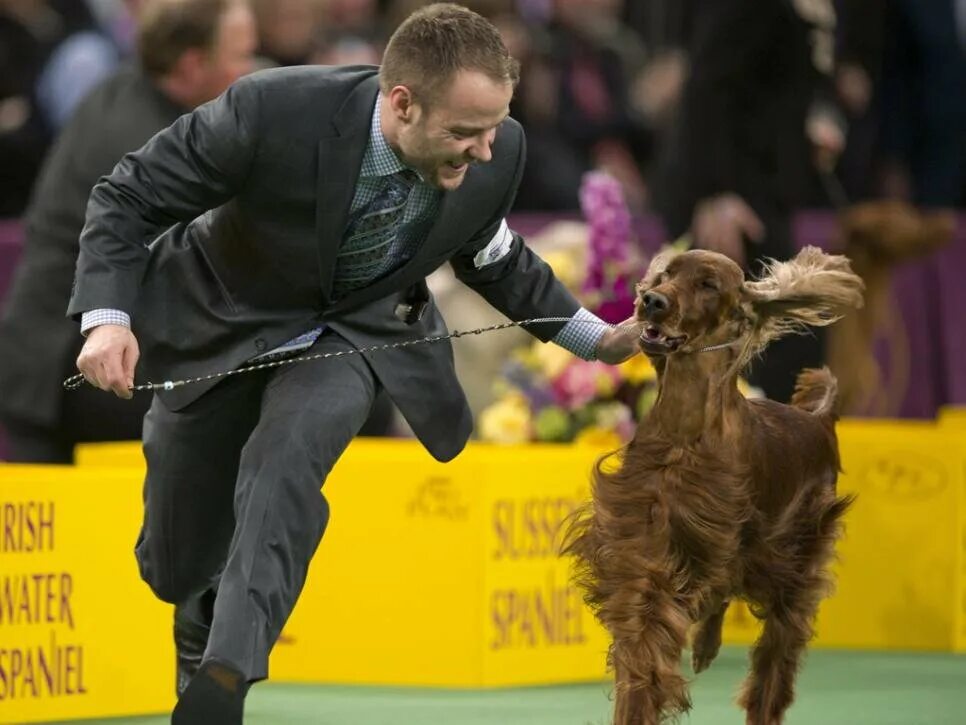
[80,309,131,335]
[551,307,609,361]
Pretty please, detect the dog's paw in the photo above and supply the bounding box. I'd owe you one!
[691,645,719,674]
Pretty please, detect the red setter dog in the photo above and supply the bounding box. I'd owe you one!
[564,246,864,725]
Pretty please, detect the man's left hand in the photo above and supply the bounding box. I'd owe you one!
[595,316,644,364]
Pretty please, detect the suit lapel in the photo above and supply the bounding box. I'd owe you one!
[316,74,380,304]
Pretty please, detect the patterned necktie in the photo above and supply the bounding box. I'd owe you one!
[332,169,418,297]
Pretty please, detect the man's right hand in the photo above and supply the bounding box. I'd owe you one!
[76,324,140,399]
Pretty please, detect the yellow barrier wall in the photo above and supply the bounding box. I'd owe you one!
[3,417,966,721]
[0,467,174,724]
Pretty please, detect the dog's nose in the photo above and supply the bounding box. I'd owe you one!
[643,291,670,318]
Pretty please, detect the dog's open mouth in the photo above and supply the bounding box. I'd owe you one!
[639,326,687,354]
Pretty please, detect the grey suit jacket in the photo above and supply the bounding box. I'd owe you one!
[67,65,581,461]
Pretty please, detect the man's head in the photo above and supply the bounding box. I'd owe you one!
[138,0,257,109]
[379,3,519,190]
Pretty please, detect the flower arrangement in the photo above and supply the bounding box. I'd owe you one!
[477,342,660,447]
[477,172,760,446]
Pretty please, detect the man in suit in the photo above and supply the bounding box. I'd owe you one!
[654,0,844,402]
[70,4,641,721]
[0,0,257,463]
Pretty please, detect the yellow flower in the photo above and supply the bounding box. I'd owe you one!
[479,393,532,444]
[595,367,619,396]
[542,250,582,289]
[618,354,657,384]
[533,341,574,379]
[573,426,623,449]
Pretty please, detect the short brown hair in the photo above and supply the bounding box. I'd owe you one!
[380,3,519,105]
[137,0,232,78]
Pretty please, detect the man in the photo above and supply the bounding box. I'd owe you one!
[69,4,640,721]
[654,0,844,403]
[0,0,257,462]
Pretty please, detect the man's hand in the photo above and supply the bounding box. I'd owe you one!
[691,193,765,267]
[595,316,644,365]
[76,324,140,399]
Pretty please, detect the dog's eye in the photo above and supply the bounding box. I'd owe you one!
[701,279,719,291]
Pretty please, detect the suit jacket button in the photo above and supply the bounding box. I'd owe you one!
[254,338,267,352]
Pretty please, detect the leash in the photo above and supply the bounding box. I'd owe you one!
[63,317,744,394]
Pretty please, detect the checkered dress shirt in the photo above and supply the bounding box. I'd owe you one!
[80,96,609,360]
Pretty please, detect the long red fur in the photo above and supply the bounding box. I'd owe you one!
[564,249,861,725]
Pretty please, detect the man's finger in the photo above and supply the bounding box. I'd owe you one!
[100,355,132,399]
[121,342,139,392]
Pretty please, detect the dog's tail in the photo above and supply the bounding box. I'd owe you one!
[790,367,839,418]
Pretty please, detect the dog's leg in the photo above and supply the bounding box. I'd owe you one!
[690,599,729,673]
[738,487,852,724]
[609,594,693,725]
[613,660,653,725]
[613,647,684,725]
[737,603,815,725]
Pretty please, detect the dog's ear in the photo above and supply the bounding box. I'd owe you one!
[742,246,864,347]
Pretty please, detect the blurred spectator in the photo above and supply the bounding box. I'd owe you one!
[509,0,652,211]
[831,0,885,202]
[878,0,966,206]
[653,0,844,403]
[0,0,65,217]
[35,1,145,132]
[251,0,325,65]
[0,0,257,463]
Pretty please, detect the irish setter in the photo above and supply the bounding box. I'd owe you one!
[564,246,864,725]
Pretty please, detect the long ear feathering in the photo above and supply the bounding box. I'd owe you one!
[741,246,865,358]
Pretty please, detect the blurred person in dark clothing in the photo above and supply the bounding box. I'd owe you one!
[0,0,257,463]
[831,0,885,202]
[0,0,68,217]
[878,0,966,206]
[250,0,324,66]
[654,0,845,403]
[510,0,653,211]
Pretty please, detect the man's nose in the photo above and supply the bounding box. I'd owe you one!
[468,131,495,163]
[643,291,670,319]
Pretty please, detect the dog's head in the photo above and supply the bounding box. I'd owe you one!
[840,200,954,265]
[634,247,864,365]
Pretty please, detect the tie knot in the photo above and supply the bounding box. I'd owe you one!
[396,169,419,186]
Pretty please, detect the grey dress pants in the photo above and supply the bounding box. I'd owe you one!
[134,330,378,680]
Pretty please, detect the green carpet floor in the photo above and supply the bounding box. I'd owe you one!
[54,648,966,725]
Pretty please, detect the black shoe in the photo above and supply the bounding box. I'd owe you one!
[171,659,247,724]
[174,588,216,696]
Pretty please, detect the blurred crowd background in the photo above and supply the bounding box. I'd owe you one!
[3,0,965,216]
[0,0,964,461]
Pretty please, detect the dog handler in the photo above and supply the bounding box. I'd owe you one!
[69,4,641,721]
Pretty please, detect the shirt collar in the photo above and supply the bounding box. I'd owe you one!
[360,93,409,178]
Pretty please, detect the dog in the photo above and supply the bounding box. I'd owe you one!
[826,200,954,416]
[563,246,864,725]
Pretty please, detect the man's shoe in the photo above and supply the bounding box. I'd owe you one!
[171,659,247,724]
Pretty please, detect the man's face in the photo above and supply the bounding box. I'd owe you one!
[197,3,258,103]
[393,70,513,191]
